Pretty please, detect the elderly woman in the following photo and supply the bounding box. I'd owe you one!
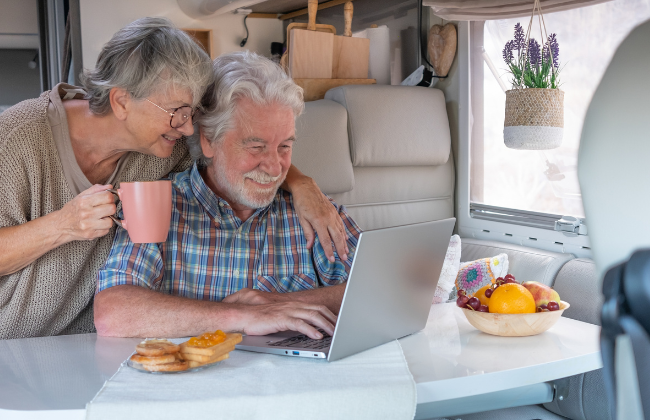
[0,18,348,340]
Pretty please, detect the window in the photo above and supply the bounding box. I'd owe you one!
[472,0,650,219]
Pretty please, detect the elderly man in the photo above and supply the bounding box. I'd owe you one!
[94,52,362,340]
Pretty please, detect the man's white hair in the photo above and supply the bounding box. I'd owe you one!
[189,51,304,165]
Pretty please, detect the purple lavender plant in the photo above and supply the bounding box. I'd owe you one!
[513,23,526,50]
[502,40,515,64]
[502,24,561,89]
[546,33,560,68]
[528,39,541,67]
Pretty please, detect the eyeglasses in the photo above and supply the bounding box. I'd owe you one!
[146,99,195,129]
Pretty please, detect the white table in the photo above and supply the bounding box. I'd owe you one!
[0,303,602,419]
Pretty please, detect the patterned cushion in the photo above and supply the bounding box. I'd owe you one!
[455,254,509,297]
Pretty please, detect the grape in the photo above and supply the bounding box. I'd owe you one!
[478,305,489,312]
[457,295,469,308]
[505,278,517,284]
[539,304,548,310]
[484,288,493,298]
[457,289,467,297]
[504,274,515,281]
[547,301,560,311]
[467,297,480,310]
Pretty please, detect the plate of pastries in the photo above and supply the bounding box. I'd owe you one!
[127,330,243,373]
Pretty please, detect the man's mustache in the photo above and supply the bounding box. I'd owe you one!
[244,170,282,184]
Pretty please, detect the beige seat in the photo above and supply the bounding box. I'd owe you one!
[293,85,454,231]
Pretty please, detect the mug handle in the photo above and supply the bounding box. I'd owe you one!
[107,189,127,230]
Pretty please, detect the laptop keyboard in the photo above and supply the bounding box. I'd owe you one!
[267,329,332,350]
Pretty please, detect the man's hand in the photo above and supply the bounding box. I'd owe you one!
[232,301,337,339]
[222,288,287,305]
[291,177,349,263]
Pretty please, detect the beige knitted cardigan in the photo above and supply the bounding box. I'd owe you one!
[0,92,191,339]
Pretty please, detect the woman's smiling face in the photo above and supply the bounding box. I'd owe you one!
[123,85,195,158]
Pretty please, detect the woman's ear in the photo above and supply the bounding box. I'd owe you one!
[200,130,215,159]
[109,88,130,121]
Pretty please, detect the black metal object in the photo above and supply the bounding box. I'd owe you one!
[601,250,650,419]
[36,0,51,91]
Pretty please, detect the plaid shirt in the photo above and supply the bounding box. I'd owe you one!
[96,164,362,301]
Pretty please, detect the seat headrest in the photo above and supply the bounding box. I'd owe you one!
[579,20,650,278]
[292,100,354,194]
[325,85,451,167]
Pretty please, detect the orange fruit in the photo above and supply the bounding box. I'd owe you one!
[488,283,536,314]
[473,285,492,307]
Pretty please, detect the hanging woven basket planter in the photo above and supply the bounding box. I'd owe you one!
[501,0,563,150]
[504,87,564,150]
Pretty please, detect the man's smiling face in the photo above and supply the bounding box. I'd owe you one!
[200,97,295,210]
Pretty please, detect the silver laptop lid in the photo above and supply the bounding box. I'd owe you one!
[327,218,456,361]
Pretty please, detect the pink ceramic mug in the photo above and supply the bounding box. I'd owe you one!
[108,180,172,243]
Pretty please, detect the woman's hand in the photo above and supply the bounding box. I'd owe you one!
[0,184,117,276]
[288,175,349,263]
[58,184,117,241]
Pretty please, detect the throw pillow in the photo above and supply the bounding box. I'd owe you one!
[433,235,462,303]
[455,254,509,297]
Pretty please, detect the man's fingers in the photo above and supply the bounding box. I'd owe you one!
[288,319,323,339]
[222,294,239,303]
[291,306,336,336]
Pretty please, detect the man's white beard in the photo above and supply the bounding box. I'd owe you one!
[213,150,285,209]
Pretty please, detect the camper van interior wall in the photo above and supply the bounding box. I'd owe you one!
[427,23,457,78]
[502,0,564,150]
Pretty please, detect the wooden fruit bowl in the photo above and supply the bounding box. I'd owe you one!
[460,301,570,337]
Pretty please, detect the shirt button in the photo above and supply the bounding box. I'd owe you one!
[234,269,240,276]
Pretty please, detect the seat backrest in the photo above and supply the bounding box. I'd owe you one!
[318,85,454,230]
[460,238,573,286]
[578,20,650,279]
[552,258,602,325]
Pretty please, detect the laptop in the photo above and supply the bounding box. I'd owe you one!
[235,217,456,362]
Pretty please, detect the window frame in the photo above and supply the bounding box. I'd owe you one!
[455,21,592,259]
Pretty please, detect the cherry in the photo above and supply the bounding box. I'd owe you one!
[457,295,469,308]
[547,301,560,311]
[467,297,481,310]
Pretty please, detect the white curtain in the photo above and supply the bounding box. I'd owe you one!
[423,0,612,20]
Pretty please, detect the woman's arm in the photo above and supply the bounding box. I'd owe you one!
[282,164,349,263]
[0,184,116,276]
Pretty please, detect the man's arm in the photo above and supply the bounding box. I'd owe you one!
[95,217,336,339]
[94,285,336,338]
[222,283,346,314]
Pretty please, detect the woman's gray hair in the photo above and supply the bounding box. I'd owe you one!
[80,17,213,115]
[189,51,304,165]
